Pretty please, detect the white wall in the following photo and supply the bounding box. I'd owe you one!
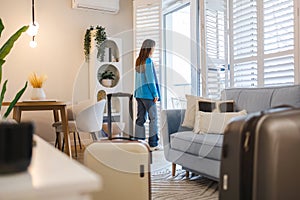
[0,0,134,142]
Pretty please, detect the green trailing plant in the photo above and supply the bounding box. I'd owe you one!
[0,18,29,119]
[95,25,107,47]
[101,70,115,80]
[95,26,107,62]
[84,25,107,62]
[84,27,92,62]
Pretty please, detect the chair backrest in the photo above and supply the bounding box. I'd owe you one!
[75,100,106,132]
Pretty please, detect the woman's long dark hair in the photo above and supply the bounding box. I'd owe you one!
[135,39,155,72]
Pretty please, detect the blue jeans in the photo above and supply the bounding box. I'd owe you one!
[135,98,159,147]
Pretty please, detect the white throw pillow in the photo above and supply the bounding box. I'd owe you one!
[193,110,247,134]
[181,95,212,128]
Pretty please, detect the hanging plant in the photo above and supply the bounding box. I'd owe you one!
[84,26,107,62]
[95,25,107,47]
[95,26,107,62]
[84,26,92,62]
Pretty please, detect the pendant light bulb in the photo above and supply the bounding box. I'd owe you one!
[27,22,39,37]
[29,37,37,48]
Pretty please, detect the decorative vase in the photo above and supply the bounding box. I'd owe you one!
[101,79,113,87]
[31,88,46,100]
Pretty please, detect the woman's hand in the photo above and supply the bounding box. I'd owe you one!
[154,97,159,103]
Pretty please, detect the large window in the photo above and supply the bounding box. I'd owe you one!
[157,0,297,109]
[163,3,192,109]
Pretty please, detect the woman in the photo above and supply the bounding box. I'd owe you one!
[134,39,161,150]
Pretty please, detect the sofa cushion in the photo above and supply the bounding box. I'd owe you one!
[170,131,223,161]
[237,89,274,112]
[222,88,273,113]
[221,85,300,113]
[271,85,300,108]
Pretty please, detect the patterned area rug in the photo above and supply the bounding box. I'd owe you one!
[151,169,219,200]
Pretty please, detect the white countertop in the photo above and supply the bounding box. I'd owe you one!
[0,135,102,200]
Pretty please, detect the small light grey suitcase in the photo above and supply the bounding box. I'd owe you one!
[84,139,151,200]
[219,107,300,200]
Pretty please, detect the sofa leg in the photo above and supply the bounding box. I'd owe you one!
[185,170,190,178]
[172,163,176,176]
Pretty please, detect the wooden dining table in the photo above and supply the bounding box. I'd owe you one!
[2,101,72,158]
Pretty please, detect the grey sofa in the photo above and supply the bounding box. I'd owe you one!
[161,85,300,181]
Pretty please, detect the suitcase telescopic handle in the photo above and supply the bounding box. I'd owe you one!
[107,93,134,140]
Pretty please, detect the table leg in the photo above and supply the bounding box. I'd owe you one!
[12,107,21,123]
[53,110,62,150]
[60,107,72,158]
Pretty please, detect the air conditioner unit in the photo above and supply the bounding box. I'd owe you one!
[72,0,120,14]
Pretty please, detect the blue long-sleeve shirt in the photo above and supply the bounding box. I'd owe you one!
[134,58,161,100]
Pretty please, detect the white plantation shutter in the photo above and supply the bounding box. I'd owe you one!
[230,0,295,88]
[231,0,258,87]
[203,0,228,98]
[134,0,161,64]
[133,0,162,137]
[264,55,294,86]
[232,0,257,60]
[234,61,258,87]
[263,0,294,86]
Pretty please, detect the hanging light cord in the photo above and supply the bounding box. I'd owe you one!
[32,0,35,25]
[28,0,38,48]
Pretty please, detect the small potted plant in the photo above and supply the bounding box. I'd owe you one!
[101,70,115,87]
[28,72,47,100]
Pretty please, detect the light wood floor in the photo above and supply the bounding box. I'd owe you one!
[70,144,85,164]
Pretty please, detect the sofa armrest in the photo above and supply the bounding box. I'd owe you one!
[161,109,186,147]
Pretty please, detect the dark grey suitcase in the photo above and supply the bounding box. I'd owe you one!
[219,107,300,200]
